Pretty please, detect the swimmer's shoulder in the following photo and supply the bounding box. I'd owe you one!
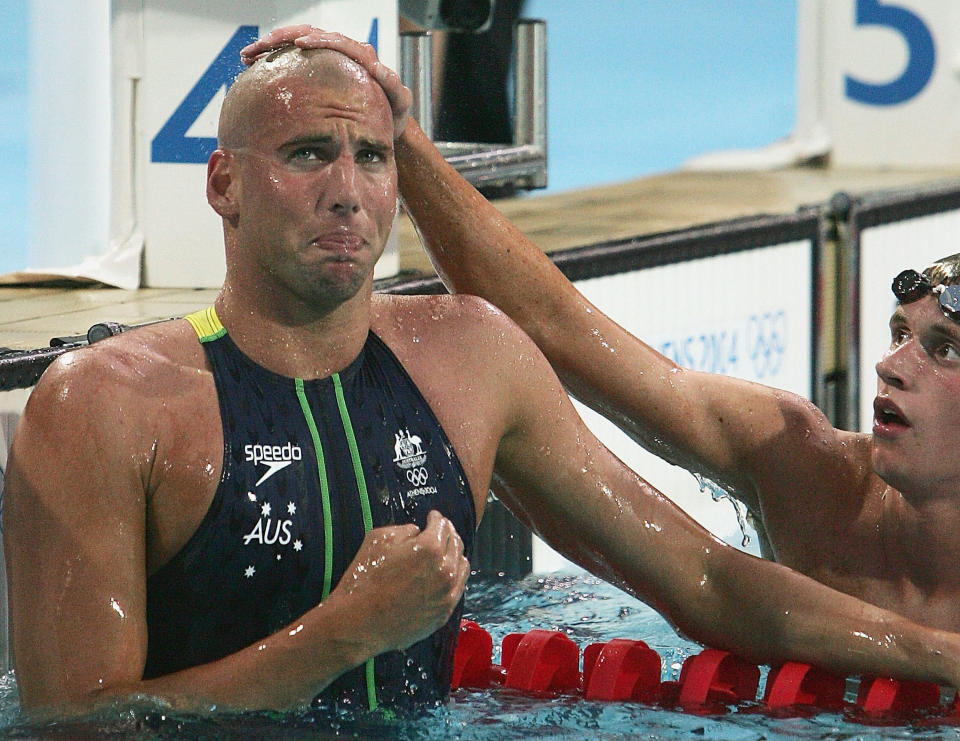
[371,292,529,350]
[370,292,554,400]
[27,318,209,416]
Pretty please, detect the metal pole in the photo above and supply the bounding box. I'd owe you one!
[400,31,434,141]
[513,19,547,187]
[830,191,860,432]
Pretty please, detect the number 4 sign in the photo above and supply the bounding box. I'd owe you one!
[151,20,379,164]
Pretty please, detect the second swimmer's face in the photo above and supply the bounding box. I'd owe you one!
[873,293,960,497]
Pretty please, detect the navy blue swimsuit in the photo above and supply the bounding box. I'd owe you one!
[144,307,476,711]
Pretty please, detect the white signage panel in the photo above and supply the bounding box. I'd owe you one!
[138,1,399,287]
[808,0,960,166]
[532,242,814,571]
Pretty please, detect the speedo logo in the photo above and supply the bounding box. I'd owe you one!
[244,442,303,487]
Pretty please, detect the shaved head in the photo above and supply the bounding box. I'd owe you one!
[207,40,397,314]
[218,46,377,150]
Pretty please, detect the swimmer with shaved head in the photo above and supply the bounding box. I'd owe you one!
[10,29,960,720]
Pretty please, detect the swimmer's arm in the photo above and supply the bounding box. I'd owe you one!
[5,352,467,716]
[397,120,834,510]
[491,333,960,689]
[4,351,153,714]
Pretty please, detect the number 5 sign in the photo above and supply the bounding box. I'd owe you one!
[138,1,398,287]
[800,0,960,166]
[844,0,935,105]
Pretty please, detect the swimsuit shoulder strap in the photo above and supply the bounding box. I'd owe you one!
[184,306,226,343]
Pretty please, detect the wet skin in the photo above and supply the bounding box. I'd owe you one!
[8,34,960,719]
[872,296,960,499]
[391,81,960,631]
[213,53,397,320]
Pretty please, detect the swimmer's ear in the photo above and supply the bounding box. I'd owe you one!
[207,149,239,224]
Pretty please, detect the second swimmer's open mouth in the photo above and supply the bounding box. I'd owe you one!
[877,408,904,425]
[874,399,909,428]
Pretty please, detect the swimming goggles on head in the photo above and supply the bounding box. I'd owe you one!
[892,268,960,321]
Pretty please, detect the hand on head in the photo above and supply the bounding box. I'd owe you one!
[241,26,412,139]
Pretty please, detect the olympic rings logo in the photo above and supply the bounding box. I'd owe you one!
[746,311,787,379]
[406,467,430,487]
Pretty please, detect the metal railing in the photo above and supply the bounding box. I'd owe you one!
[400,19,547,191]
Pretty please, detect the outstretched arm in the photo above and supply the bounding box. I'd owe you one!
[396,119,840,511]
[485,310,960,688]
[4,348,468,717]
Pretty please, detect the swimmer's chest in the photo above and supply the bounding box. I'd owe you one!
[147,329,475,589]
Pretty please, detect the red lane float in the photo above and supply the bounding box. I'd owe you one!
[763,661,845,710]
[449,621,955,725]
[502,629,580,693]
[855,676,941,714]
[582,639,661,702]
[660,649,759,711]
[451,620,494,690]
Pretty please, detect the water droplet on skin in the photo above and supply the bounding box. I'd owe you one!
[109,598,126,619]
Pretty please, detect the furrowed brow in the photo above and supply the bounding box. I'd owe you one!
[281,134,337,149]
[356,136,392,155]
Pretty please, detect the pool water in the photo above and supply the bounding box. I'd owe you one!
[2,571,959,739]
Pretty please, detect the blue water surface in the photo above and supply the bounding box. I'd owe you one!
[1,572,957,739]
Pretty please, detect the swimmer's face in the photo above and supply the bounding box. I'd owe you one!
[211,49,397,311]
[872,294,960,496]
